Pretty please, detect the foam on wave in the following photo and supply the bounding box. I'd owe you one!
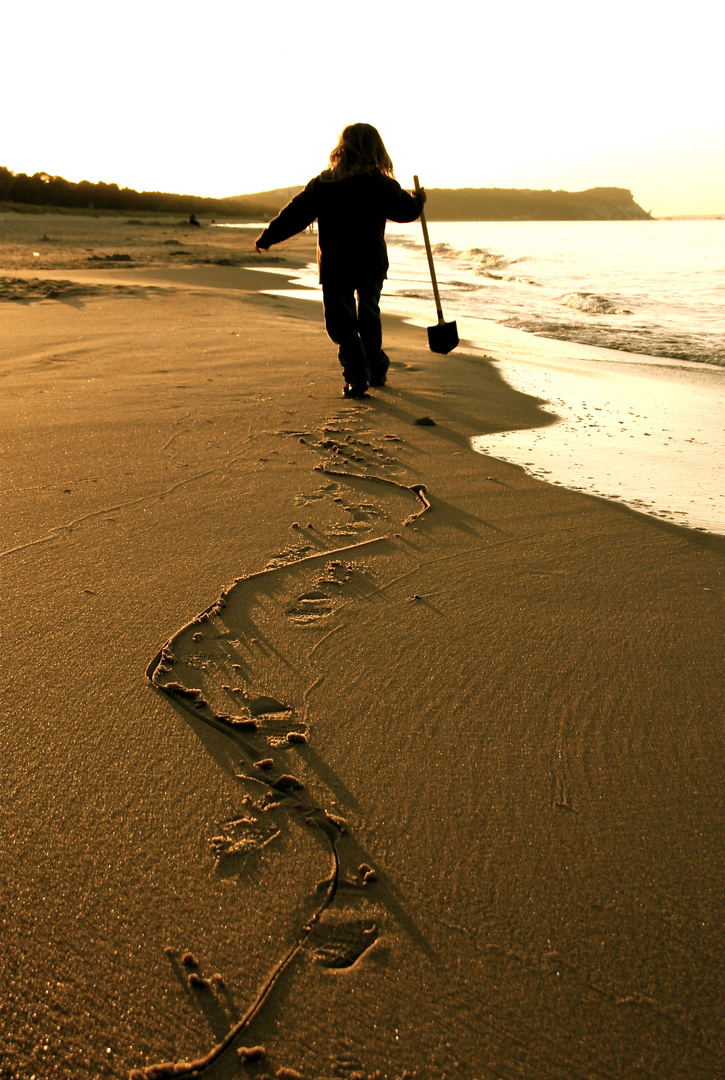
[559,292,633,315]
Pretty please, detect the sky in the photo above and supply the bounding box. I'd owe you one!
[3,0,724,216]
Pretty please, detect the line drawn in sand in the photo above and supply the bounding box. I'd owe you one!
[132,417,432,1079]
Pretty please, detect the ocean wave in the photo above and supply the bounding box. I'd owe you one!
[559,291,632,314]
[394,288,430,299]
[385,220,724,370]
[427,240,513,273]
[502,316,725,366]
[386,233,420,250]
[466,247,511,271]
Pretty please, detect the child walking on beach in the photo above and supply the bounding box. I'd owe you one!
[255,123,425,398]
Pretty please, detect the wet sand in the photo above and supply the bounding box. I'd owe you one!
[2,212,724,1080]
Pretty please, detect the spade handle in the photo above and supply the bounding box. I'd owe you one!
[414,175,445,325]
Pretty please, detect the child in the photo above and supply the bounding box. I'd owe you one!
[255,123,425,398]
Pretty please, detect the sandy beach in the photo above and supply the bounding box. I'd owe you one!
[2,211,724,1080]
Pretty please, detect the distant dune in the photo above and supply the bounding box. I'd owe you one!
[1,166,650,221]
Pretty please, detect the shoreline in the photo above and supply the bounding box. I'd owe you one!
[249,241,725,537]
[2,213,724,1080]
[7,260,725,538]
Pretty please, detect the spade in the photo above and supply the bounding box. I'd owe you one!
[414,175,459,355]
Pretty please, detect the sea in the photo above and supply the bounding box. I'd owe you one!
[229,218,725,536]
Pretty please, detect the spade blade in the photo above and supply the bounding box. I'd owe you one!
[427,320,459,355]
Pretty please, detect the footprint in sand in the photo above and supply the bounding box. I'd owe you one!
[307,909,379,969]
[285,557,359,624]
[294,481,339,506]
[328,500,381,537]
[209,812,282,875]
[244,694,289,716]
[265,540,320,569]
[286,589,336,624]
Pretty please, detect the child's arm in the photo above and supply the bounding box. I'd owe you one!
[255,181,318,251]
[383,177,426,224]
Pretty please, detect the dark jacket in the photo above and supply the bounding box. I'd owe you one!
[255,169,423,287]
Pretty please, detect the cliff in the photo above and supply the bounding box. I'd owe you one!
[421,186,651,221]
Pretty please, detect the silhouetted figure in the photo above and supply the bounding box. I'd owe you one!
[255,123,424,398]
[189,212,201,227]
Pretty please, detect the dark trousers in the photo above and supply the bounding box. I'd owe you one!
[322,280,389,386]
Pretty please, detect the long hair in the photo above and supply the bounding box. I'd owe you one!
[328,123,394,180]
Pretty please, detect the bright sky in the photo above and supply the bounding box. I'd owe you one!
[4,0,724,216]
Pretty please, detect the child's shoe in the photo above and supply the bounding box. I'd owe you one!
[342,382,368,398]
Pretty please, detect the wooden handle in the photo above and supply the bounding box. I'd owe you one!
[414,176,444,324]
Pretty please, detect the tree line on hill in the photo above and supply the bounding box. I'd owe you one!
[0,167,274,217]
[0,167,651,221]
